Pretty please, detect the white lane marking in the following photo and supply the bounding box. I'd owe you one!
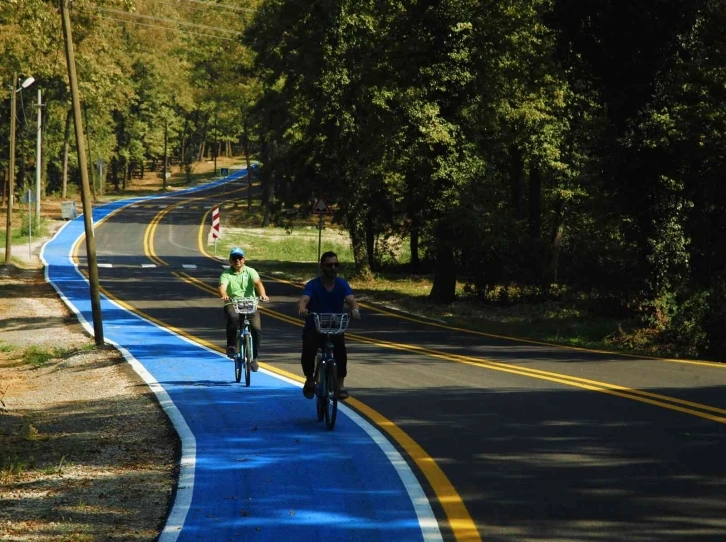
[41,223,197,542]
[269,371,443,541]
[98,263,112,268]
[142,264,157,268]
[182,264,197,269]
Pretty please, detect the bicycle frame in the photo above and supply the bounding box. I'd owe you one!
[229,297,259,386]
[310,313,350,430]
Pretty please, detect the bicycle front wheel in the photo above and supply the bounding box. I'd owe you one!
[243,332,253,387]
[314,360,324,421]
[324,361,338,430]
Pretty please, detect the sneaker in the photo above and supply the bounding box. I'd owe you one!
[303,379,315,399]
[250,358,259,372]
[226,346,236,358]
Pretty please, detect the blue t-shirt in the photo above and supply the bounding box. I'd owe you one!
[302,277,354,329]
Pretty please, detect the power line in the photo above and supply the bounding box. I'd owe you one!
[98,6,242,35]
[141,0,256,15]
[97,14,239,41]
[175,0,256,14]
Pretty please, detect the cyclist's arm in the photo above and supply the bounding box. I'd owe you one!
[218,282,229,301]
[253,278,269,302]
[298,294,311,316]
[344,294,361,318]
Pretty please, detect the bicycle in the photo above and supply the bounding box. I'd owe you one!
[227,296,259,386]
[310,312,350,430]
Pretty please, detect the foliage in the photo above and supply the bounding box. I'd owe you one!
[4,0,726,358]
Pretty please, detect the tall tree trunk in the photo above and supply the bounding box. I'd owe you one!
[111,157,120,191]
[198,117,209,162]
[429,218,457,303]
[410,215,421,268]
[62,109,72,199]
[510,144,525,220]
[528,162,542,239]
[545,196,566,285]
[365,212,377,271]
[347,210,372,280]
[179,116,189,169]
[83,104,97,201]
[261,172,274,227]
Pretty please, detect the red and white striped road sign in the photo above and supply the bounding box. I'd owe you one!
[212,206,220,239]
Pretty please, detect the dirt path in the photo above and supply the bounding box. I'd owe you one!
[0,211,183,539]
[0,252,179,541]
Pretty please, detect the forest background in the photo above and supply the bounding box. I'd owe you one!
[1,0,725,361]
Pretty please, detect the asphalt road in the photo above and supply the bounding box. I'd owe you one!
[78,177,726,541]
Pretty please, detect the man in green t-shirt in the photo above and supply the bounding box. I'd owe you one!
[218,247,269,371]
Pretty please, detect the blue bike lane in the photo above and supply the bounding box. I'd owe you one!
[40,180,442,542]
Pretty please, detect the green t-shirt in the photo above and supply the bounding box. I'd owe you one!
[219,266,260,298]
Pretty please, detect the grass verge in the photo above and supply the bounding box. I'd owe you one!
[212,217,664,359]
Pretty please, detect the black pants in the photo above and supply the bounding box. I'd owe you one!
[301,328,348,380]
[224,305,262,359]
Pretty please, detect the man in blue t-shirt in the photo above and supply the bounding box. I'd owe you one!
[297,251,361,400]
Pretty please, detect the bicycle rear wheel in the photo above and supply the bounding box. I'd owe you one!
[324,361,338,430]
[234,333,242,383]
[243,332,253,387]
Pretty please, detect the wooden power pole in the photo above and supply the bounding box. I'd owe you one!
[4,72,17,263]
[60,0,104,345]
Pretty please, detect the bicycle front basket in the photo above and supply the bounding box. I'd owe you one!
[313,313,350,335]
[232,297,259,315]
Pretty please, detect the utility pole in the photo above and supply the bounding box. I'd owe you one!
[163,116,168,190]
[213,114,218,176]
[61,0,104,345]
[4,72,17,263]
[35,87,43,221]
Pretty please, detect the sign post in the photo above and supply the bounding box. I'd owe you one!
[311,197,332,263]
[22,189,37,258]
[211,206,220,256]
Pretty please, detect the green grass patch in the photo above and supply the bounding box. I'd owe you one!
[215,216,685,360]
[219,225,354,281]
[21,344,94,367]
[0,455,31,480]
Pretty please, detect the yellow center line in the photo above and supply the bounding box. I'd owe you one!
[352,304,726,369]
[180,268,726,423]
[144,186,248,266]
[174,272,482,540]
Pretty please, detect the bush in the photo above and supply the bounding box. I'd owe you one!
[660,290,710,357]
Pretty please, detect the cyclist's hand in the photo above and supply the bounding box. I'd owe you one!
[298,307,309,317]
[260,295,269,302]
[222,296,231,303]
[352,308,361,319]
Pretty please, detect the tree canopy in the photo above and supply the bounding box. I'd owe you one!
[2,0,725,359]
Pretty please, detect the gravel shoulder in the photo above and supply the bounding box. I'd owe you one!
[0,223,178,541]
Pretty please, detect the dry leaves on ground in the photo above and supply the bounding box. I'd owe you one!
[0,264,178,541]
